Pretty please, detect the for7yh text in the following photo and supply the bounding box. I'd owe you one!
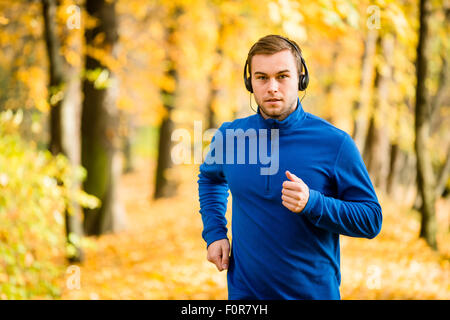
[180,304,268,317]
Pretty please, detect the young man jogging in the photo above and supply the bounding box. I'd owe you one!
[198,34,382,299]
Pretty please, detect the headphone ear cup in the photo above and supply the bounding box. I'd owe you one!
[303,74,309,90]
[245,76,253,93]
[298,74,305,91]
[243,59,253,93]
[298,57,309,91]
[299,74,308,91]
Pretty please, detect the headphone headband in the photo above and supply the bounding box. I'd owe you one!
[244,35,309,93]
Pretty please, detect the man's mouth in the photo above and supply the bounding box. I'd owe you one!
[266,98,282,102]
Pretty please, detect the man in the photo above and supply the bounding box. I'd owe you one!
[197,34,382,300]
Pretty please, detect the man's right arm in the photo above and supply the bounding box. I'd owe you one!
[197,123,230,249]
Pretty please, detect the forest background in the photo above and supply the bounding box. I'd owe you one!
[0,0,448,299]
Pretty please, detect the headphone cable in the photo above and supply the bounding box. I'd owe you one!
[300,90,307,103]
[249,93,257,113]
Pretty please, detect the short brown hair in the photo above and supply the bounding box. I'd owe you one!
[246,34,303,77]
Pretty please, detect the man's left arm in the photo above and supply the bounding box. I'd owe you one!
[284,134,383,239]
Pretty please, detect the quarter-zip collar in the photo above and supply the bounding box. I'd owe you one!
[256,97,306,130]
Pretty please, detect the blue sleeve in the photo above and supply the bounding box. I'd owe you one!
[301,133,383,239]
[197,123,230,248]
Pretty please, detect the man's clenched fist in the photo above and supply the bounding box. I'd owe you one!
[281,170,310,213]
[207,238,230,272]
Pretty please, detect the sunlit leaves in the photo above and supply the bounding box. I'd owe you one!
[84,68,113,90]
[60,161,449,300]
[268,0,307,41]
[0,109,100,299]
[16,66,49,111]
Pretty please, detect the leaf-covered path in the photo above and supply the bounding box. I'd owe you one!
[60,158,449,300]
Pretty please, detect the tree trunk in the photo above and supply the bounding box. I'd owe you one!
[396,150,417,204]
[120,110,134,174]
[42,0,64,156]
[412,28,449,210]
[153,6,183,199]
[206,74,219,130]
[154,110,177,199]
[430,8,450,135]
[435,145,450,198]
[81,0,126,235]
[42,0,84,262]
[363,115,375,173]
[352,29,378,153]
[206,23,224,130]
[386,143,400,196]
[363,35,394,193]
[322,47,339,123]
[414,0,437,250]
[387,93,406,199]
[413,144,450,209]
[430,56,449,134]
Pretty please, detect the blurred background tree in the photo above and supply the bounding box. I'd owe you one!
[42,0,85,262]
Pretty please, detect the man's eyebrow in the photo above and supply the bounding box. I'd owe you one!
[254,69,291,75]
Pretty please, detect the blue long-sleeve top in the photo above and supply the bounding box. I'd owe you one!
[197,98,382,300]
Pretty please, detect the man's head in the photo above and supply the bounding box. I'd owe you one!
[244,35,307,121]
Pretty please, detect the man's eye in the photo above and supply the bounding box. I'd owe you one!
[279,75,288,79]
[257,76,267,80]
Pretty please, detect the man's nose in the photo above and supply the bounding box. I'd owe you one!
[268,78,278,92]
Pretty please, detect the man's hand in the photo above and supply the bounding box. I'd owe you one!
[207,238,230,272]
[282,170,310,213]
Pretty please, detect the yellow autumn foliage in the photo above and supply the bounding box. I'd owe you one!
[59,158,449,300]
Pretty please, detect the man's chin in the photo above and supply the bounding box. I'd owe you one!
[260,111,285,121]
[261,105,284,116]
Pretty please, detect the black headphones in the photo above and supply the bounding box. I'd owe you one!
[243,35,309,93]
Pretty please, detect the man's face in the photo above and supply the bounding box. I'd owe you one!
[250,49,299,121]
